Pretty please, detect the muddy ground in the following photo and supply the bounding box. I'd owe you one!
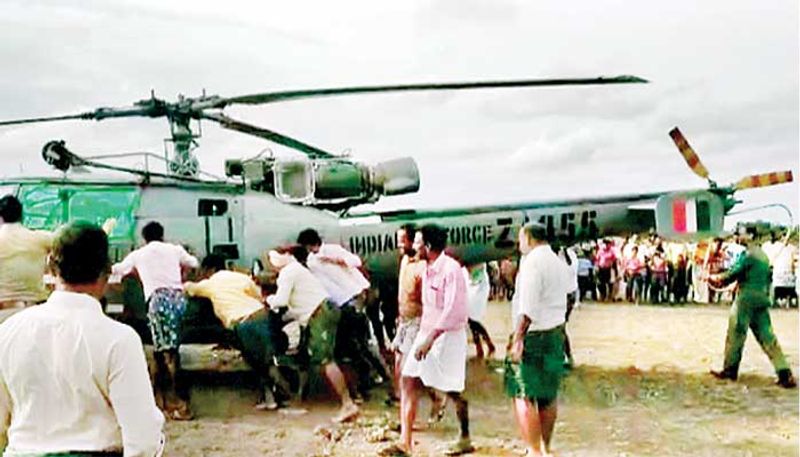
[166,302,799,456]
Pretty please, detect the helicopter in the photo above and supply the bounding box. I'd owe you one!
[0,75,794,285]
[0,75,793,371]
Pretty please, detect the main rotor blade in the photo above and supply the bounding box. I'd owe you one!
[668,127,710,180]
[220,75,649,106]
[734,171,793,190]
[0,105,165,127]
[201,113,335,159]
[0,112,95,126]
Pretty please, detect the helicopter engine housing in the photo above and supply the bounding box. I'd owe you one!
[266,156,419,207]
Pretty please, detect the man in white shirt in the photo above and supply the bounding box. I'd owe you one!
[267,246,360,423]
[505,223,571,457]
[762,232,798,307]
[0,221,164,457]
[297,229,370,308]
[297,229,387,401]
[112,221,199,420]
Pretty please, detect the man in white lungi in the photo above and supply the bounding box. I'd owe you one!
[394,224,474,456]
[464,263,495,360]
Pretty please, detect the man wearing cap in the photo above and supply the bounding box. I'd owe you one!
[709,226,797,388]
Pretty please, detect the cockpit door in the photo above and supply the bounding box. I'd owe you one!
[197,197,242,261]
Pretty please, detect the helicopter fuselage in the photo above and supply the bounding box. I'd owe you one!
[0,175,731,372]
[1,177,670,280]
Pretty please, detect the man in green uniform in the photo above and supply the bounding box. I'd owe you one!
[709,227,796,388]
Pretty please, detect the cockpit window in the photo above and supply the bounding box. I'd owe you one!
[18,184,140,242]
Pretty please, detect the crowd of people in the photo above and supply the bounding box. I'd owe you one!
[0,191,797,456]
[488,231,799,308]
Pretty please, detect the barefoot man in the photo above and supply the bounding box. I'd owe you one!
[389,224,445,421]
[267,246,360,423]
[392,224,474,456]
[506,222,570,456]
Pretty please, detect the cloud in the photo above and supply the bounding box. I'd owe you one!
[506,128,611,168]
[415,0,520,26]
[0,0,797,223]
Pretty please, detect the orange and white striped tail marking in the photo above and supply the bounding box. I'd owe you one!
[669,127,710,179]
[735,171,794,190]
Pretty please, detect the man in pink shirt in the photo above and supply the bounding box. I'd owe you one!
[595,239,617,302]
[388,224,474,456]
[624,246,644,304]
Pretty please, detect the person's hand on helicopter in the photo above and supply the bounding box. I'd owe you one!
[101,218,117,235]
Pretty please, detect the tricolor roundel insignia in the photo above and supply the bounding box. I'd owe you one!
[655,190,724,240]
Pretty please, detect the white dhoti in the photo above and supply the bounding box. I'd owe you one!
[467,280,490,322]
[402,328,467,393]
[392,317,421,355]
[464,265,490,323]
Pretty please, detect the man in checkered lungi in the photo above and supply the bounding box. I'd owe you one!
[112,221,199,420]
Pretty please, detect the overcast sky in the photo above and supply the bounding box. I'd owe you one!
[1,0,798,227]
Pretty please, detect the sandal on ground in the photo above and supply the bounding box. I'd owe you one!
[278,407,309,416]
[254,400,279,411]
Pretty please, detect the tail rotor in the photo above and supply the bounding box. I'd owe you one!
[668,126,794,192]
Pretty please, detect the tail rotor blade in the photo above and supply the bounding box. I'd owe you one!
[669,127,710,180]
[734,171,794,190]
